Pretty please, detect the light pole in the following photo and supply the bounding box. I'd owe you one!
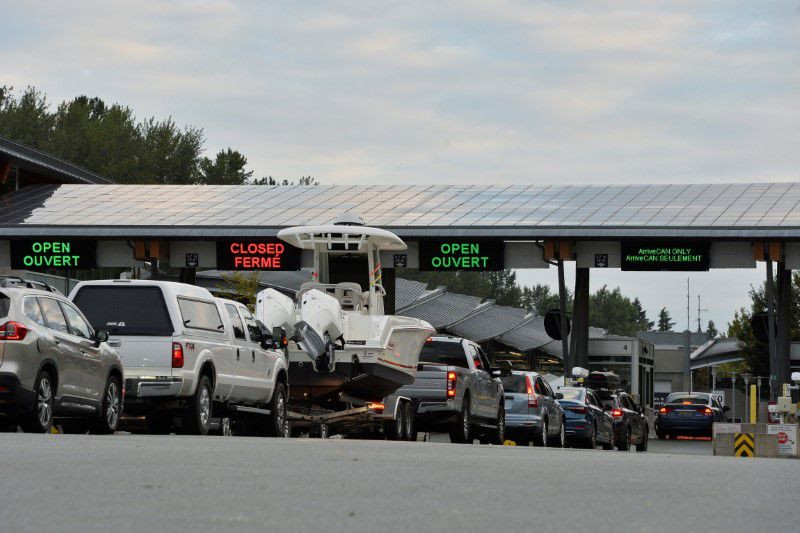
[742,373,752,424]
[731,372,736,422]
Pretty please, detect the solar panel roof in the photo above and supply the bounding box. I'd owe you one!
[0,136,114,185]
[3,182,800,238]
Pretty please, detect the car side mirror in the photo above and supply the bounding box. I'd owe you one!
[555,392,564,400]
[94,329,109,347]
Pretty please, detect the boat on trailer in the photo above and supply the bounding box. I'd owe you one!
[256,216,434,405]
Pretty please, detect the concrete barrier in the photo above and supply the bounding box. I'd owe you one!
[712,423,798,458]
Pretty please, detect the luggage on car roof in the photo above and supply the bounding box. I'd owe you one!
[586,371,621,391]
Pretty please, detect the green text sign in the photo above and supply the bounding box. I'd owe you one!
[621,242,709,271]
[10,240,97,269]
[419,240,504,271]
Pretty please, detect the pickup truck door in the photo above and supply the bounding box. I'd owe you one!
[224,303,254,401]
[238,306,278,405]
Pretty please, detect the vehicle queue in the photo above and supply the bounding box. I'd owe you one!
[1,275,705,450]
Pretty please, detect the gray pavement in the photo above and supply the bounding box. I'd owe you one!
[0,433,797,533]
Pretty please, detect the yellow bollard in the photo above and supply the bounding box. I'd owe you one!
[749,384,757,424]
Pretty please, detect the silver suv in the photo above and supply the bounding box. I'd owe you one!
[0,283,123,433]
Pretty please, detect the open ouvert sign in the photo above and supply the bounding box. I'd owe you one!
[10,240,97,269]
[419,240,504,271]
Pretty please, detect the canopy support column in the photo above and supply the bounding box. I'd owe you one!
[557,258,570,376]
[570,267,590,370]
[776,260,791,390]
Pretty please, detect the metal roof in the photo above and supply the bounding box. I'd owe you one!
[0,136,114,185]
[4,182,800,238]
[447,304,531,343]
[399,291,486,330]
[394,278,432,310]
[497,316,554,352]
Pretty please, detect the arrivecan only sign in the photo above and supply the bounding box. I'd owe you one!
[621,242,710,272]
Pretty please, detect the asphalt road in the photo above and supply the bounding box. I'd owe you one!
[1,433,797,533]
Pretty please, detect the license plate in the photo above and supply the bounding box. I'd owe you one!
[678,411,693,417]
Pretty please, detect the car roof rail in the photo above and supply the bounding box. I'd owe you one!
[0,276,63,294]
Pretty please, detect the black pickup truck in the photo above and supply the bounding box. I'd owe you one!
[397,335,505,444]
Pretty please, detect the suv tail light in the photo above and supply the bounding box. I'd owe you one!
[700,407,713,416]
[0,321,28,341]
[611,408,623,418]
[172,342,184,368]
[447,371,457,398]
[525,375,538,408]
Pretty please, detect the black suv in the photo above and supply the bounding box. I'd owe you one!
[594,389,649,452]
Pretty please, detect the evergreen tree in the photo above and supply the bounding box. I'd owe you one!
[657,308,675,332]
[706,320,718,339]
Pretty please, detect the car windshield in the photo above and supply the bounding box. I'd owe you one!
[0,291,9,319]
[501,375,527,393]
[666,394,709,405]
[72,286,173,336]
[559,388,585,401]
[419,340,469,368]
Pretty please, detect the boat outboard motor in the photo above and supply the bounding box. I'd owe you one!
[255,288,296,339]
[295,289,344,373]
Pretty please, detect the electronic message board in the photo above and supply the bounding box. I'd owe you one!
[621,242,710,271]
[419,239,504,271]
[216,239,301,271]
[10,240,97,269]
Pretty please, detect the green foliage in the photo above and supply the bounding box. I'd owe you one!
[253,176,319,185]
[219,271,261,311]
[706,320,718,339]
[521,284,570,315]
[200,148,253,185]
[589,285,653,337]
[657,307,675,332]
[0,85,318,186]
[726,271,800,377]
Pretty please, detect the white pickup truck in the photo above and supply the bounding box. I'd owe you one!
[70,280,289,436]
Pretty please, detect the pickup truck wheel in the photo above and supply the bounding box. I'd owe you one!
[182,375,212,436]
[384,403,404,441]
[401,402,414,441]
[21,370,54,433]
[449,397,472,444]
[488,406,505,445]
[265,382,289,437]
[90,376,122,435]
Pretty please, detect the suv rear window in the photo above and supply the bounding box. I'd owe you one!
[501,375,527,393]
[72,286,173,336]
[0,292,9,319]
[419,340,470,368]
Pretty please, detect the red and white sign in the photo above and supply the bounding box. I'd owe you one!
[767,424,797,457]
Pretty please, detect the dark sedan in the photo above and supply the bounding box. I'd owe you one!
[557,386,614,449]
[595,390,649,452]
[656,392,727,439]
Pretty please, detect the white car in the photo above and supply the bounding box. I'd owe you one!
[69,280,289,436]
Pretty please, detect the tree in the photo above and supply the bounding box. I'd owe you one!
[199,148,253,185]
[727,272,800,377]
[589,285,650,337]
[487,270,522,307]
[633,297,654,331]
[0,86,54,149]
[520,284,569,315]
[219,271,261,311]
[253,175,319,185]
[657,308,675,332]
[706,320,718,339]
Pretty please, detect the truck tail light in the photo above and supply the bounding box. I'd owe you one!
[611,408,623,418]
[447,371,457,398]
[0,321,28,341]
[700,407,713,416]
[659,407,671,415]
[525,375,538,408]
[171,342,184,368]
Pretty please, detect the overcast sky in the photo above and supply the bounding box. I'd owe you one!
[3,1,798,329]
